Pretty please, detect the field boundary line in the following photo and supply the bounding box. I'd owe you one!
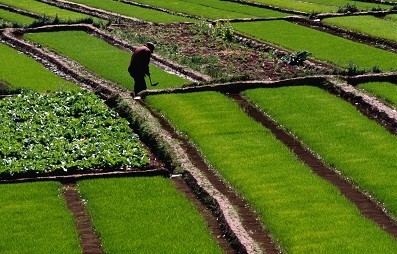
[229,92,397,240]
[62,181,104,254]
[221,0,308,16]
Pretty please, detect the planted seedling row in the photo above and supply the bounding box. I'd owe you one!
[232,20,397,72]
[146,91,397,253]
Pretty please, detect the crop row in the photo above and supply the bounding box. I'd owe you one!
[323,15,397,44]
[0,90,149,175]
[232,20,397,71]
[0,0,93,21]
[146,91,397,253]
[0,8,36,26]
[0,177,221,253]
[24,30,188,91]
[0,42,78,92]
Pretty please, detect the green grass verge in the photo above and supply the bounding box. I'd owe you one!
[0,181,80,253]
[0,90,149,175]
[25,31,188,90]
[0,9,36,25]
[78,177,223,253]
[0,0,94,21]
[324,16,397,43]
[358,81,397,107]
[244,85,397,218]
[0,43,78,92]
[232,20,397,71]
[123,0,287,19]
[64,0,192,22]
[146,91,397,253]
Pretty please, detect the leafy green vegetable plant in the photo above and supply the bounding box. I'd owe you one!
[0,90,149,176]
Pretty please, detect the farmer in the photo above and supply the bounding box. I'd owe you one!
[128,42,155,98]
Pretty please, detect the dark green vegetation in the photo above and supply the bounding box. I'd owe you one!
[147,92,397,253]
[78,177,223,253]
[324,16,397,43]
[232,20,397,71]
[0,43,78,92]
[0,91,149,176]
[0,182,80,253]
[25,31,188,90]
[358,82,397,106]
[244,86,397,218]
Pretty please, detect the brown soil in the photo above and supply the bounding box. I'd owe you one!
[62,182,103,254]
[109,22,326,81]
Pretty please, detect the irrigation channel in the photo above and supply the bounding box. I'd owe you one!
[3,4,397,252]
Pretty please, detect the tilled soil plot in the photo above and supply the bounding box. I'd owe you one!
[109,22,327,81]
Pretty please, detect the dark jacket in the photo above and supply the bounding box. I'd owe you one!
[128,45,151,78]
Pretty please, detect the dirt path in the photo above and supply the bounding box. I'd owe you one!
[62,181,104,254]
[228,93,397,240]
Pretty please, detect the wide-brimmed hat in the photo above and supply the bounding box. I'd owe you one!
[145,42,155,52]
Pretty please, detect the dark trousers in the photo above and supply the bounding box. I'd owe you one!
[133,75,147,96]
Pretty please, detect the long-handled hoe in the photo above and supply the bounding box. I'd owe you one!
[149,75,159,86]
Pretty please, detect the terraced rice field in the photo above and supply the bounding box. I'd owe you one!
[2,0,397,253]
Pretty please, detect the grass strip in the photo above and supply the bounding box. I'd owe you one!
[324,16,397,43]
[0,181,81,253]
[25,30,188,90]
[64,0,192,22]
[78,177,223,253]
[0,42,78,92]
[358,81,397,107]
[146,91,397,253]
[0,8,36,25]
[244,85,397,218]
[0,90,149,175]
[232,20,397,71]
[121,0,287,19]
[0,0,94,21]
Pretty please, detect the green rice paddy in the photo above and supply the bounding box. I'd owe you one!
[358,82,397,107]
[25,31,188,90]
[78,177,222,253]
[0,182,80,253]
[233,20,397,71]
[0,42,79,92]
[146,91,397,253]
[0,9,36,25]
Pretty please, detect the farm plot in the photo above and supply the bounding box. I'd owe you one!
[78,177,223,253]
[0,42,78,92]
[0,181,80,253]
[0,0,94,21]
[244,85,397,218]
[59,0,192,23]
[25,30,188,90]
[115,0,288,19]
[0,9,36,26]
[358,81,397,106]
[232,20,397,71]
[245,0,391,13]
[0,90,149,177]
[146,91,397,253]
[323,15,397,43]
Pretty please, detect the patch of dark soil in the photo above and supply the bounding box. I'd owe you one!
[138,99,281,254]
[228,93,397,240]
[109,23,326,82]
[62,182,103,254]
